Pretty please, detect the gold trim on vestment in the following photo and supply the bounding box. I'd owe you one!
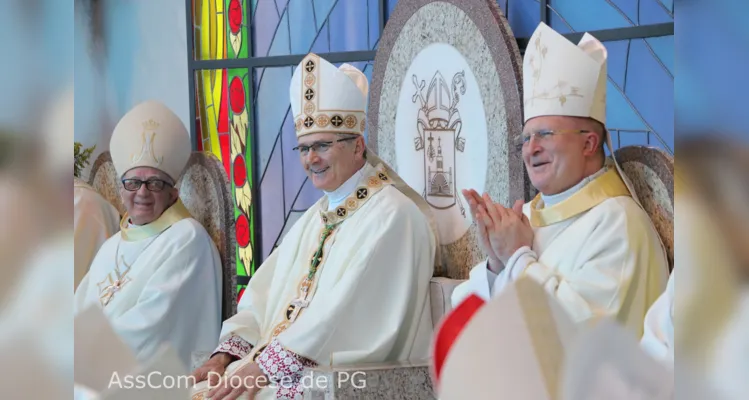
[120,199,192,241]
[529,168,631,227]
[294,53,366,138]
[319,163,393,225]
[247,163,394,362]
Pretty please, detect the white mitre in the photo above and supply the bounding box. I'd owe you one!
[437,278,578,400]
[523,23,649,207]
[288,53,444,266]
[109,101,191,181]
[290,53,368,138]
[523,22,607,124]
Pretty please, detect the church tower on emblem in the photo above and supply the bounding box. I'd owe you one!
[428,135,453,198]
[411,70,467,216]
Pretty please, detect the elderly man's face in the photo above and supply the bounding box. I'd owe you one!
[296,132,364,192]
[120,167,178,225]
[521,116,604,195]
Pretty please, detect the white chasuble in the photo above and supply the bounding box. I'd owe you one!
[74,178,121,290]
[209,163,435,400]
[667,177,748,399]
[452,166,669,337]
[74,200,223,368]
[640,270,675,364]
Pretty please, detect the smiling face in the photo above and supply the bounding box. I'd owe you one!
[296,132,366,192]
[522,115,605,196]
[120,167,178,225]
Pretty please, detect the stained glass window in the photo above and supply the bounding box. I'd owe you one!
[252,0,381,57]
[605,37,674,153]
[228,68,255,298]
[192,0,255,301]
[193,0,251,159]
[193,0,249,60]
[548,0,673,33]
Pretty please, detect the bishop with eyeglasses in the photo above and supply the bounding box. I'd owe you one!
[190,53,439,400]
[74,101,224,370]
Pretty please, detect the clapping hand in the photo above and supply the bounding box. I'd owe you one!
[462,190,534,271]
[463,189,503,272]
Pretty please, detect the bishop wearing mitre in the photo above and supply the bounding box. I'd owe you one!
[74,101,223,368]
[452,22,669,336]
[191,53,438,400]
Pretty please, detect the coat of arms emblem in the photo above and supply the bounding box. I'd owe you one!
[411,71,467,217]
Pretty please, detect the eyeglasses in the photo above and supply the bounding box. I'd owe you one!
[121,178,173,192]
[292,137,358,156]
[514,129,591,151]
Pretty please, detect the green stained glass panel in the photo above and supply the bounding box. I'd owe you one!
[228,67,255,302]
[226,0,249,59]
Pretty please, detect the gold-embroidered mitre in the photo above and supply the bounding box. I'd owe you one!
[523,22,608,125]
[290,53,368,138]
[109,100,191,181]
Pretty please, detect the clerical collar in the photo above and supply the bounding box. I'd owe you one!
[529,163,631,227]
[540,165,608,208]
[324,163,370,211]
[318,163,393,226]
[120,199,192,241]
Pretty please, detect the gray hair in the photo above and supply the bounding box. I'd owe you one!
[338,133,367,159]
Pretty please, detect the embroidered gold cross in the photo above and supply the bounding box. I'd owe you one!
[97,258,132,307]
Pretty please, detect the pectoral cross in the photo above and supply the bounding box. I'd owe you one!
[288,297,310,322]
[97,258,132,307]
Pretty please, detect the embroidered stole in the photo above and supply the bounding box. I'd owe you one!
[96,200,192,306]
[119,199,192,241]
[247,164,393,361]
[529,168,632,227]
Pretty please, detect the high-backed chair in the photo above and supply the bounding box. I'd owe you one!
[614,146,675,271]
[367,1,526,336]
[177,152,237,321]
[88,151,126,216]
[90,150,237,321]
[297,1,525,398]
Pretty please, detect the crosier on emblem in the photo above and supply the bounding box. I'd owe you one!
[411,71,467,216]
